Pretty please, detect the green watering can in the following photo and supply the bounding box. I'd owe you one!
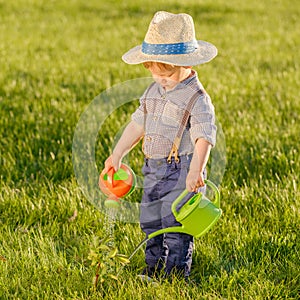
[148,180,222,239]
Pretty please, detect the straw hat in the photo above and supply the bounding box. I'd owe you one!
[122,11,217,66]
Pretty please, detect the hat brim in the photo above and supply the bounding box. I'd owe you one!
[122,40,217,66]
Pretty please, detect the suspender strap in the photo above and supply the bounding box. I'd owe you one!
[142,82,203,162]
[167,89,204,163]
[142,82,156,158]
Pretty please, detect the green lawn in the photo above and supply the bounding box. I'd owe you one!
[0,0,299,299]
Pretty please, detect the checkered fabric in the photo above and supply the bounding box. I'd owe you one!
[131,71,216,159]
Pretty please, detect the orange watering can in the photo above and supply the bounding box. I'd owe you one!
[99,164,136,206]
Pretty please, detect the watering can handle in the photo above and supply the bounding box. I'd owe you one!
[171,179,220,218]
[106,168,115,188]
[205,179,220,208]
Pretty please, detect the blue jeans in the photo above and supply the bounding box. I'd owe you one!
[140,155,206,278]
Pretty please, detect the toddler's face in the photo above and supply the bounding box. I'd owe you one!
[146,63,189,91]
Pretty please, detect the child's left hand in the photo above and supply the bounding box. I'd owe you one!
[186,169,205,192]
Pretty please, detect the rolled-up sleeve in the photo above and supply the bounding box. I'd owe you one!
[189,93,217,147]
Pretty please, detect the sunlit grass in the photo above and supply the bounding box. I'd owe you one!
[0,0,299,298]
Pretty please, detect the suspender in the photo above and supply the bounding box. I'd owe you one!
[142,82,203,162]
[142,82,156,158]
[166,89,203,163]
[143,82,156,129]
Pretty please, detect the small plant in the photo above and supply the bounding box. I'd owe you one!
[87,235,130,289]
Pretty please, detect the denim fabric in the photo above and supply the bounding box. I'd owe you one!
[140,155,206,278]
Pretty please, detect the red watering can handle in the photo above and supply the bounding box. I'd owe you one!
[106,167,115,188]
[171,179,220,218]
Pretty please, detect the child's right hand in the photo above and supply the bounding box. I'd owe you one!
[103,154,121,173]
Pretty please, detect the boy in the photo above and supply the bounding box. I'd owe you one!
[104,11,217,281]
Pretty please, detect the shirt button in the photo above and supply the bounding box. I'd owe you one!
[146,137,152,141]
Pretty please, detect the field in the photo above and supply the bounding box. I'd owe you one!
[0,0,299,299]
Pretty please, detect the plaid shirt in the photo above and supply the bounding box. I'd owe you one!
[131,71,216,159]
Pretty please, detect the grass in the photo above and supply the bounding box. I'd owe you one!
[0,0,299,299]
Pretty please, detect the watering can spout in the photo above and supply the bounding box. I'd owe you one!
[147,180,222,240]
[148,227,188,240]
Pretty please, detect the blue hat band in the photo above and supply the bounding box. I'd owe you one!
[142,40,198,55]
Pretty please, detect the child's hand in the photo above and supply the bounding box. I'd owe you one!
[186,169,205,192]
[103,154,121,173]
